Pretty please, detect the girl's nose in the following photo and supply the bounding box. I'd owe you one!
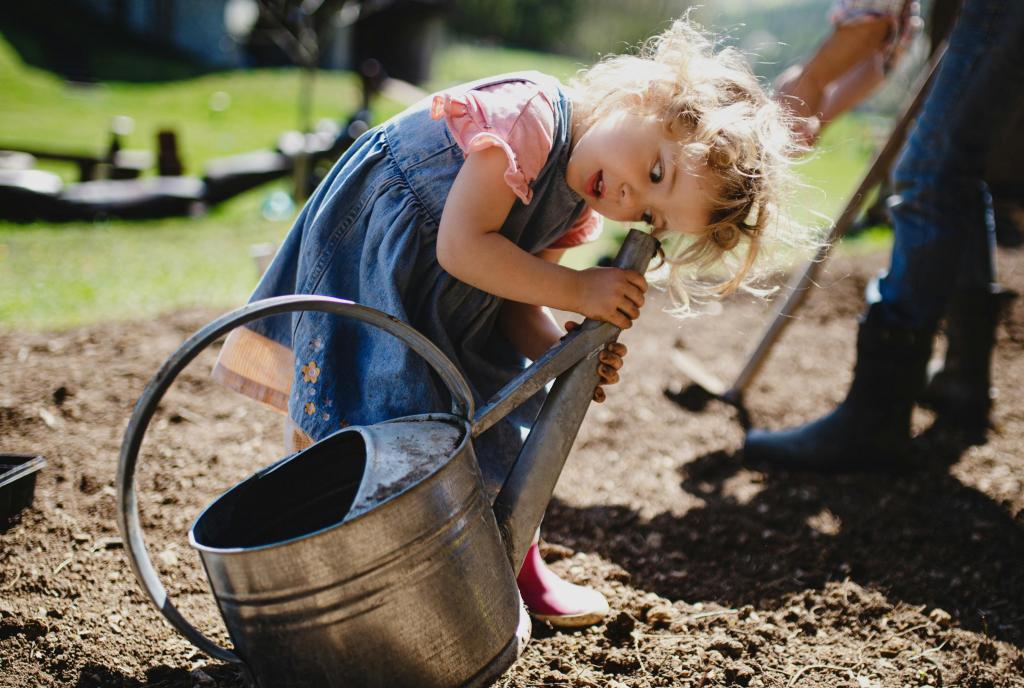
[619,183,635,208]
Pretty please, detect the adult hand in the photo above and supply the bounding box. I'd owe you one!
[775,64,824,147]
[774,19,892,148]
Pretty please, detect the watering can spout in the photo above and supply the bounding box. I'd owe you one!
[483,229,660,572]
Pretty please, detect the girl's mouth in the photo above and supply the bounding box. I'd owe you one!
[587,170,604,199]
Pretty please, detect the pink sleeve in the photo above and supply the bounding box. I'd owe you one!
[548,208,604,249]
[430,81,555,204]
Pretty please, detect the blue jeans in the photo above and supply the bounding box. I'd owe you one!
[877,0,1024,329]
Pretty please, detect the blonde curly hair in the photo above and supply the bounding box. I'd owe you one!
[570,18,806,311]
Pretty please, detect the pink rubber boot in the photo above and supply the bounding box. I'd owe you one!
[516,542,609,628]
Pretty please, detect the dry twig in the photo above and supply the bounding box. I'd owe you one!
[52,557,73,575]
[0,567,22,591]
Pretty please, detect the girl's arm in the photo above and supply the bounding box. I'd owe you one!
[499,248,630,403]
[437,147,646,330]
[498,249,570,362]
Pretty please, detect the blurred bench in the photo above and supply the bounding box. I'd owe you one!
[58,176,205,220]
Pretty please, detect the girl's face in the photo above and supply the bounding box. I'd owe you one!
[567,110,713,236]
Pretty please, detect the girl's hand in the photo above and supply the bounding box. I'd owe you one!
[564,321,627,403]
[576,267,647,330]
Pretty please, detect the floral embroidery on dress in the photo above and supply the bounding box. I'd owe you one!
[301,360,321,383]
[304,401,316,415]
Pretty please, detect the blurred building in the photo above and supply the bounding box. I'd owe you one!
[68,0,270,68]
[67,0,351,69]
[65,0,445,83]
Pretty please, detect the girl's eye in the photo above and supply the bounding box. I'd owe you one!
[641,210,654,225]
[650,159,663,183]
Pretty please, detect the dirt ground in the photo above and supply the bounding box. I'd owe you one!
[2,247,1023,688]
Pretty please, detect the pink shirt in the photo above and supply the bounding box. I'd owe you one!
[430,80,602,250]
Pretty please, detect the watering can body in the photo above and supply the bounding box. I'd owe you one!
[190,416,520,688]
[117,230,658,687]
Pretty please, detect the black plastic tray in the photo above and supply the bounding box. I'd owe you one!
[1,454,46,524]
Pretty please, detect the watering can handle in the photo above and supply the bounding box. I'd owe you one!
[116,295,474,664]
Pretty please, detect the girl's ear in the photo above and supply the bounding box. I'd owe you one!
[711,224,740,251]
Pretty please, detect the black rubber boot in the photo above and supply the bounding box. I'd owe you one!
[922,285,1017,439]
[743,304,933,472]
[993,200,1024,249]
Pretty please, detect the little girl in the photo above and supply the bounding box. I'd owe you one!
[214,19,796,629]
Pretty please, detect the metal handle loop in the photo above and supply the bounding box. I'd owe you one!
[116,295,474,663]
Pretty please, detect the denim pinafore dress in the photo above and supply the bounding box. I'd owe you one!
[243,72,586,496]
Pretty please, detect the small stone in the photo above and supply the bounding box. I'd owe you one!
[604,611,636,644]
[191,668,215,686]
[38,407,59,429]
[539,541,574,560]
[727,662,756,685]
[53,386,70,405]
[709,635,745,659]
[645,604,676,627]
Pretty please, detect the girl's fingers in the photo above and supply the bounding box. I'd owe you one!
[598,365,620,385]
[625,270,649,293]
[598,351,623,369]
[607,342,627,357]
[609,312,632,329]
[618,302,640,320]
[624,284,646,308]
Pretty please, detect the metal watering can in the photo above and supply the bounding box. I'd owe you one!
[116,230,658,687]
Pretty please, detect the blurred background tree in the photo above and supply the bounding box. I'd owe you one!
[447,0,835,82]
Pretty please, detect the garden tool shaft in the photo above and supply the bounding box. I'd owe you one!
[492,229,660,572]
[672,42,947,410]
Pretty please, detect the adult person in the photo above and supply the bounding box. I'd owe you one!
[744,0,1024,469]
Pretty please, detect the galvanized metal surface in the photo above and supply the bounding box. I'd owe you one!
[190,415,520,688]
[493,229,660,571]
[117,296,476,665]
[344,418,461,520]
[472,321,618,438]
[116,231,659,685]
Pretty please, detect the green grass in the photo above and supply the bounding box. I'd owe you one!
[0,187,292,329]
[429,42,584,88]
[0,34,881,331]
